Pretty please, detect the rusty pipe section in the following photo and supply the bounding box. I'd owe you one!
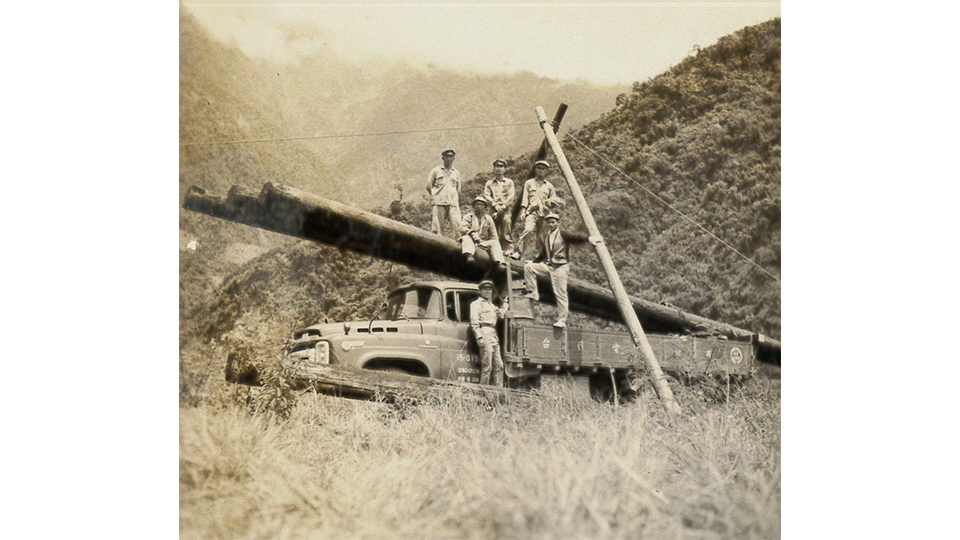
[184,182,780,364]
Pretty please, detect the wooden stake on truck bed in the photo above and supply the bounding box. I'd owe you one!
[534,106,682,414]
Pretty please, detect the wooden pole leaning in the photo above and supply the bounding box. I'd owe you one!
[534,106,681,414]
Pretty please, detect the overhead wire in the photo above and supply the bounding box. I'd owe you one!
[558,126,781,284]
[181,121,540,147]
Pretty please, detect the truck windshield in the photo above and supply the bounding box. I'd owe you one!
[384,288,442,320]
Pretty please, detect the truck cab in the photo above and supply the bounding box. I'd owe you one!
[285,281,489,382]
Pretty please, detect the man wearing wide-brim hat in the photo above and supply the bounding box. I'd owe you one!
[470,279,509,386]
[426,149,462,238]
[483,157,516,255]
[523,211,570,328]
[459,195,504,264]
[516,159,558,259]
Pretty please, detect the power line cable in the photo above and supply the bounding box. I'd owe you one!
[558,127,781,284]
[182,121,540,147]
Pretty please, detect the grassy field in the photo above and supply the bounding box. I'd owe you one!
[180,370,780,540]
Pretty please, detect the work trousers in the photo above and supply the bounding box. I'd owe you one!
[461,235,504,263]
[431,205,462,238]
[516,213,542,259]
[523,262,570,325]
[492,210,514,252]
[476,326,504,386]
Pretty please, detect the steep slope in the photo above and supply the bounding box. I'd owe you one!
[434,19,780,338]
[523,19,781,338]
[180,7,304,317]
[179,5,624,317]
[326,69,623,208]
[179,4,625,208]
[180,16,781,397]
[179,8,341,199]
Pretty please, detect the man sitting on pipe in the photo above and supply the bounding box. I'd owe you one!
[459,195,505,265]
[522,211,570,328]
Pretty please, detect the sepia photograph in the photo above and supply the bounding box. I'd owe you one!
[11,2,960,539]
[179,1,781,538]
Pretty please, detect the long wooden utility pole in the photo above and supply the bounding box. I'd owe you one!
[535,106,681,414]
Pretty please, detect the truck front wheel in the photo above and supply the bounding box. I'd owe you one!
[372,366,412,376]
[363,359,430,377]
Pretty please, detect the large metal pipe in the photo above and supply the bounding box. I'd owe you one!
[183,182,780,364]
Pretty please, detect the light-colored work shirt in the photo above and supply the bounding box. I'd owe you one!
[470,297,507,332]
[520,178,556,217]
[427,166,462,206]
[483,177,516,213]
[459,212,499,241]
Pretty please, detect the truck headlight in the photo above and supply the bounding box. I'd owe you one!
[289,340,330,365]
[315,341,330,364]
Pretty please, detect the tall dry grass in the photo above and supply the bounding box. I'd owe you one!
[181,375,779,539]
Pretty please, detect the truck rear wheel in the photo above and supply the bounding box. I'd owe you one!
[589,371,639,404]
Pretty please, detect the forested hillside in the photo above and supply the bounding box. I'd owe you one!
[179,5,622,318]
[179,6,623,209]
[456,19,781,339]
[579,19,780,338]
[180,16,780,398]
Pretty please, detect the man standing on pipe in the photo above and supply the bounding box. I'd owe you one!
[483,157,516,256]
[426,149,462,238]
[515,160,557,259]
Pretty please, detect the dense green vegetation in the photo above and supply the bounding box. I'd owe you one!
[580,19,780,338]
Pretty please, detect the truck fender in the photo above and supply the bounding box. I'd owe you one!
[358,353,433,377]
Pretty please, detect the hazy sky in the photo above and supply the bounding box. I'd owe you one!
[184,1,780,86]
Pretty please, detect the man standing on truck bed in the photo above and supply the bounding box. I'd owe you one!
[459,195,504,265]
[523,212,570,328]
[483,157,516,256]
[515,160,557,259]
[470,279,509,386]
[426,149,462,238]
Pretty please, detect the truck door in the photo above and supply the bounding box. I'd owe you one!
[438,290,481,383]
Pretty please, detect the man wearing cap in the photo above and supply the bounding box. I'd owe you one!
[516,160,557,259]
[470,279,509,386]
[459,195,504,264]
[523,211,570,328]
[483,158,516,255]
[426,149,462,238]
